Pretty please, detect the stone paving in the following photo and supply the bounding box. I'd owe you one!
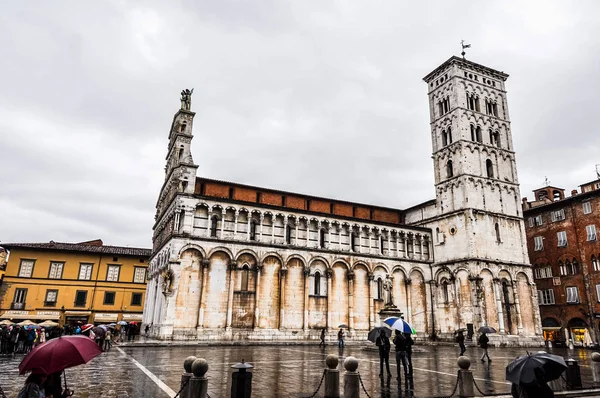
[1,343,600,397]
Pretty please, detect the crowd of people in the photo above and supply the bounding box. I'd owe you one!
[0,325,62,356]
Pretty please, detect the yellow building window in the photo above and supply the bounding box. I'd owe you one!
[18,259,35,277]
[49,262,64,279]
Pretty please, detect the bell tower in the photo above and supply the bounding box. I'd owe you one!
[154,89,199,228]
[422,55,528,265]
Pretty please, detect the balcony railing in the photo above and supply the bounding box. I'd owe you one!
[11,302,25,310]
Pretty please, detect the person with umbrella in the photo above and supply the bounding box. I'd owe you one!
[18,372,46,397]
[319,328,326,347]
[44,371,74,397]
[393,330,409,383]
[376,329,392,377]
[479,332,491,362]
[337,328,345,348]
[456,330,466,356]
[507,352,565,398]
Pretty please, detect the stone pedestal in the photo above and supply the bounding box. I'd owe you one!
[378,305,403,326]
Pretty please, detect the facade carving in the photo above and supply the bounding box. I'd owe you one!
[144,55,543,345]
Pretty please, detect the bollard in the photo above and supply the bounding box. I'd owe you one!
[565,358,582,389]
[187,358,209,398]
[324,354,340,398]
[568,338,575,350]
[457,356,474,398]
[591,353,600,386]
[231,359,253,398]
[180,356,196,398]
[343,356,360,398]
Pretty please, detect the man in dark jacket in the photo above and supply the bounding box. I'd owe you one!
[478,332,491,362]
[404,332,414,376]
[376,329,392,377]
[456,330,466,356]
[393,330,409,382]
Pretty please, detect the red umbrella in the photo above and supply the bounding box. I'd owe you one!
[19,335,102,375]
[81,324,93,333]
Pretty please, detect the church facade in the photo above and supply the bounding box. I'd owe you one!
[143,56,543,345]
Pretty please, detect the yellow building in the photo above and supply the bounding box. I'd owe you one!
[0,239,151,326]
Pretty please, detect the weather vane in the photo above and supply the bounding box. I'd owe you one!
[544,176,551,186]
[461,40,471,59]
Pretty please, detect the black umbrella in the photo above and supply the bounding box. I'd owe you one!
[368,327,392,343]
[506,352,566,385]
[338,324,349,329]
[91,327,106,338]
[478,326,497,334]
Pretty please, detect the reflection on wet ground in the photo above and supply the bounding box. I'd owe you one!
[1,344,599,397]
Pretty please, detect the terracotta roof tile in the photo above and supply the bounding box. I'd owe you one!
[1,241,151,257]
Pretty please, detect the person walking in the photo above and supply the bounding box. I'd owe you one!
[18,373,46,398]
[456,330,466,356]
[337,328,345,348]
[393,330,409,383]
[319,328,326,347]
[104,329,112,351]
[376,329,392,377]
[479,332,491,362]
[144,324,150,337]
[43,371,73,398]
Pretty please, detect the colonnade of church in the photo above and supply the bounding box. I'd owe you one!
[143,243,540,340]
[170,201,431,260]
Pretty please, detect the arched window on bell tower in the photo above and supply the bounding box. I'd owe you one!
[495,223,501,243]
[249,220,257,241]
[447,127,452,144]
[476,126,482,142]
[470,124,476,141]
[446,160,454,178]
[319,229,326,249]
[285,224,292,244]
[210,215,219,237]
[442,130,448,147]
[486,159,494,178]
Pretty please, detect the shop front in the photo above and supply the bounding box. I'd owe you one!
[94,313,118,324]
[64,311,91,325]
[121,313,143,323]
[541,317,562,344]
[0,310,60,322]
[568,317,588,346]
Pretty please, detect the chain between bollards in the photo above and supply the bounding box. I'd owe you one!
[431,370,460,398]
[301,369,327,398]
[173,377,190,398]
[472,377,492,396]
[357,372,373,398]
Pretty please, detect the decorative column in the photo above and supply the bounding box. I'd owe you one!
[197,259,210,329]
[366,228,372,254]
[253,262,262,329]
[530,282,543,336]
[271,215,276,243]
[326,269,333,330]
[493,278,506,333]
[259,214,264,242]
[357,227,362,253]
[404,235,410,259]
[367,272,375,329]
[417,234,424,260]
[295,219,299,246]
[395,232,400,258]
[306,220,310,247]
[225,260,237,330]
[247,214,251,241]
[279,267,288,329]
[220,209,226,239]
[386,231,391,256]
[303,267,310,331]
[405,278,412,321]
[233,210,239,237]
[348,271,355,331]
[512,282,524,335]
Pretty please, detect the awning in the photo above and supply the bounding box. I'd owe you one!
[65,311,92,316]
[94,313,118,322]
[122,313,143,321]
[0,311,60,320]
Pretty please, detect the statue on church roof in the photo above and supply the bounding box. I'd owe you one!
[180,88,194,111]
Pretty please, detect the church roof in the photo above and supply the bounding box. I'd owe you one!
[423,55,509,83]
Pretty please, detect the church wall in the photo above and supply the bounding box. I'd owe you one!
[409,270,428,334]
[330,262,349,329]
[353,265,370,330]
[257,256,281,329]
[174,249,202,329]
[284,260,304,329]
[203,252,229,328]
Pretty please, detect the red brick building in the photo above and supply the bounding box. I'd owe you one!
[523,177,600,346]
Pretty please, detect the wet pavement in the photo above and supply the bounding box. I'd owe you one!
[1,343,600,397]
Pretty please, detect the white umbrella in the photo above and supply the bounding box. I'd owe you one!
[584,329,593,347]
[18,320,37,326]
[38,320,59,328]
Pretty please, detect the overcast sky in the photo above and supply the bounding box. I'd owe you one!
[1,1,599,248]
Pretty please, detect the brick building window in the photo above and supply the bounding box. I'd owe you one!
[560,260,579,276]
[538,289,555,305]
[586,225,597,241]
[566,286,580,303]
[535,215,543,226]
[48,262,64,279]
[551,209,566,222]
[528,217,534,227]
[583,202,592,214]
[534,236,544,251]
[557,231,568,247]
[534,265,552,279]
[592,256,600,272]
[596,284,600,302]
[18,259,35,278]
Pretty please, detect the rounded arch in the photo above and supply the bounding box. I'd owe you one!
[568,318,587,328]
[373,263,390,274]
[178,244,206,259]
[515,271,530,283]
[331,258,351,271]
[285,254,308,269]
[542,318,560,328]
[391,265,408,280]
[261,251,284,265]
[408,268,426,281]
[233,248,259,263]
[498,269,513,282]
[207,246,234,260]
[308,255,331,269]
[434,265,453,281]
[352,260,370,273]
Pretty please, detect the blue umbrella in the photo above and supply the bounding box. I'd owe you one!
[117,321,128,326]
[383,317,416,334]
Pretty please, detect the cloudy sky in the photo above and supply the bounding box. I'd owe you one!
[1,1,599,248]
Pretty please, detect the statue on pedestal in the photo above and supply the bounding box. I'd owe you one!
[382,274,395,308]
[180,88,194,111]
